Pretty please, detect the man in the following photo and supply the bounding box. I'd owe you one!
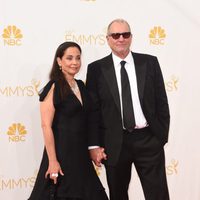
[86,19,170,200]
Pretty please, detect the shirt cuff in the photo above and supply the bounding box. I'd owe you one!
[88,146,100,150]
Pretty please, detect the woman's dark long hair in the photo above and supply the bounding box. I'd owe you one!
[49,41,82,100]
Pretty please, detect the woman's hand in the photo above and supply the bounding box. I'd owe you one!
[45,160,64,184]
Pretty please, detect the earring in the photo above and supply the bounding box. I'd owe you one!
[59,66,62,70]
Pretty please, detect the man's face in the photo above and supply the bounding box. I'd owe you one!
[107,21,132,58]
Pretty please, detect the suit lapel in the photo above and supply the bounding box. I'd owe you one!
[132,52,146,104]
[100,53,147,112]
[101,55,121,112]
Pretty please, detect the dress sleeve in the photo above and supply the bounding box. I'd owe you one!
[39,80,55,102]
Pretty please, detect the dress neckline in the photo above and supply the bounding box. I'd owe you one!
[72,80,83,107]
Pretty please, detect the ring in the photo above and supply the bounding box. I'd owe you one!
[51,173,58,177]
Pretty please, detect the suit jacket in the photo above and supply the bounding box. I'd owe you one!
[86,52,170,166]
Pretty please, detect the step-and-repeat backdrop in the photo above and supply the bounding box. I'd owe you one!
[1,0,200,199]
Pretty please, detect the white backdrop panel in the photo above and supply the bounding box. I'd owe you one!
[0,0,200,199]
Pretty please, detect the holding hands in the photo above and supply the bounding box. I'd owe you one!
[89,147,107,167]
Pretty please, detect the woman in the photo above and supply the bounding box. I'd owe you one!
[28,42,108,200]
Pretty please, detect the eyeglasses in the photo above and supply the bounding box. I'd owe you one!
[108,32,132,40]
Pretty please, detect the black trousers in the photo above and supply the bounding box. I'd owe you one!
[105,127,169,200]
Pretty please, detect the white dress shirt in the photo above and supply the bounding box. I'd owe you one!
[112,52,147,129]
[89,52,148,149]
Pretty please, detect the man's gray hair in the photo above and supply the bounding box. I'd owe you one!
[107,19,131,35]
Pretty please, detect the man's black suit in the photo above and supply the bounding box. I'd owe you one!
[86,52,170,200]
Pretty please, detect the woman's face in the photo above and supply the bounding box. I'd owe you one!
[57,47,81,77]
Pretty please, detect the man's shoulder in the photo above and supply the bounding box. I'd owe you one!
[89,54,111,65]
[87,54,112,72]
[132,51,157,60]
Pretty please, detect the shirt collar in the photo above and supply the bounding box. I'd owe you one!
[112,51,133,67]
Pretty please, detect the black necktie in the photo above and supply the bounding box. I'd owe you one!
[120,60,135,130]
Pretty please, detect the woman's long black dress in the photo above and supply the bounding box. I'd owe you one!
[28,80,108,200]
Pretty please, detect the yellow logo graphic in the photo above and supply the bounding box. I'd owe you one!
[65,30,106,46]
[7,123,27,142]
[31,79,41,95]
[0,170,37,190]
[2,25,23,46]
[149,26,166,45]
[0,79,40,97]
[166,159,178,175]
[165,75,179,92]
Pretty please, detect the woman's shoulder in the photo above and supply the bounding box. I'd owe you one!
[39,80,57,101]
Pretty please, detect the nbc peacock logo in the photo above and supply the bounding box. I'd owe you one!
[7,123,27,142]
[149,26,166,45]
[2,25,23,46]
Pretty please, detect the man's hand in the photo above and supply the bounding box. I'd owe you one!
[89,147,107,167]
